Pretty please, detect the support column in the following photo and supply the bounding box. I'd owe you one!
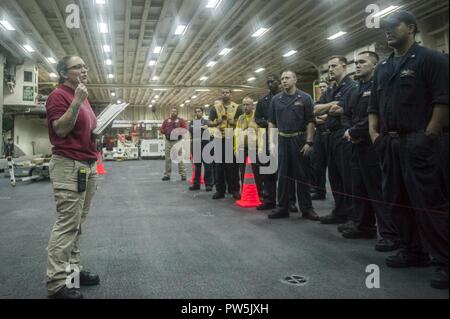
[0,54,5,157]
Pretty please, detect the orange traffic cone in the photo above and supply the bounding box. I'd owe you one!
[97,152,107,175]
[236,156,262,208]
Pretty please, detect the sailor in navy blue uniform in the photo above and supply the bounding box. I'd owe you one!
[368,11,449,289]
[314,56,357,225]
[255,75,297,212]
[267,70,318,221]
[340,51,399,252]
[310,81,330,200]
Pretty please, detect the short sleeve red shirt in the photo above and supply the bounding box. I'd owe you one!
[45,84,98,161]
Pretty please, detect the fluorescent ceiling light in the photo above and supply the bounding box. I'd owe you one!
[151,100,156,103]
[206,0,223,9]
[108,74,114,79]
[49,73,57,78]
[252,27,269,38]
[192,95,197,99]
[149,60,157,66]
[180,104,185,107]
[185,100,191,103]
[206,61,217,67]
[152,76,160,81]
[103,45,111,53]
[255,68,265,73]
[47,57,57,64]
[219,48,233,56]
[105,59,112,65]
[283,50,297,57]
[149,104,153,108]
[196,89,210,92]
[175,25,188,35]
[154,88,168,91]
[233,89,243,92]
[154,95,159,99]
[204,104,210,107]
[98,23,108,33]
[23,44,35,52]
[373,5,402,18]
[153,46,163,54]
[111,92,116,97]
[327,31,347,40]
[96,0,106,4]
[247,77,256,82]
[0,20,15,31]
[200,76,209,81]
[117,100,122,104]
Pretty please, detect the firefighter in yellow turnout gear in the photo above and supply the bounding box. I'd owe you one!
[234,97,263,198]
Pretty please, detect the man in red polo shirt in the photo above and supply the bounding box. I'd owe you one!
[45,55,100,299]
[160,107,188,181]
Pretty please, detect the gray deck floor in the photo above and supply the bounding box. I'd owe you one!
[0,160,447,299]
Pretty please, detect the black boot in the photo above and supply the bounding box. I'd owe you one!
[375,238,400,252]
[302,209,320,221]
[320,213,347,224]
[212,192,225,200]
[48,287,83,299]
[431,266,449,290]
[80,270,100,286]
[256,202,276,211]
[342,229,377,239]
[232,192,241,200]
[385,251,431,268]
[268,208,289,219]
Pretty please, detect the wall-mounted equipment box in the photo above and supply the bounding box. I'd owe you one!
[3,60,38,107]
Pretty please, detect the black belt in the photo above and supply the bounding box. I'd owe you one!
[327,127,345,133]
[279,131,305,137]
[383,130,419,137]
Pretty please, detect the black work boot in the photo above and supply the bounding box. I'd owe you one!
[342,229,377,239]
[212,192,225,200]
[80,270,100,286]
[256,202,276,211]
[375,238,400,252]
[48,286,83,299]
[320,213,347,224]
[385,251,431,268]
[268,208,289,219]
[337,220,358,233]
[232,192,241,200]
[302,209,320,221]
[431,266,449,290]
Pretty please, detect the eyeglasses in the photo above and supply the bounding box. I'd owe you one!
[65,64,89,71]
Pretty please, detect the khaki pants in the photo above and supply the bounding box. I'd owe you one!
[46,155,97,295]
[164,139,186,178]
